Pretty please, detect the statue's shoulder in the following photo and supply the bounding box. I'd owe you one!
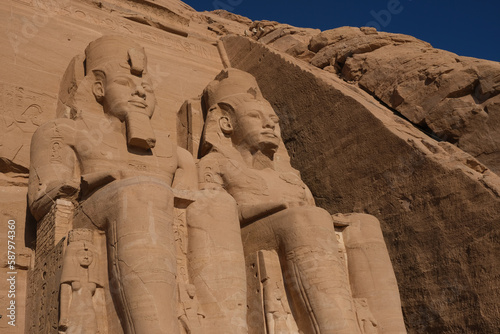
[38,117,76,128]
[199,151,226,165]
[197,152,229,177]
[32,118,77,142]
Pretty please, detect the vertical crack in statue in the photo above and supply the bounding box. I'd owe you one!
[28,35,197,334]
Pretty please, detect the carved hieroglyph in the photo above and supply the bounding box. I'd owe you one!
[187,68,407,334]
[28,35,197,334]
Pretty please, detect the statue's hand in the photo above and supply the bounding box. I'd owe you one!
[331,213,351,227]
[42,180,79,198]
[30,180,80,220]
[58,182,80,196]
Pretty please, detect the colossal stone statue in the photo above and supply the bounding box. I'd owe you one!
[188,68,359,334]
[28,36,197,334]
[186,68,407,334]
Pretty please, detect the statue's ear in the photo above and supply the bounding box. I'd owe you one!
[92,70,105,103]
[219,116,233,135]
[92,80,104,103]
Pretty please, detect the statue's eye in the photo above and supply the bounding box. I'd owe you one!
[114,78,131,86]
[142,83,154,93]
[270,116,279,123]
[247,111,260,118]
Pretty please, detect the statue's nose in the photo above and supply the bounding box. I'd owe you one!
[263,116,275,129]
[133,84,146,98]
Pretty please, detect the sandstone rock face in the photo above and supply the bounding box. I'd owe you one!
[309,26,431,68]
[253,25,500,175]
[246,20,320,61]
[342,46,500,173]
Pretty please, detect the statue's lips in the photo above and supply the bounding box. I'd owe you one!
[261,130,277,137]
[129,99,147,108]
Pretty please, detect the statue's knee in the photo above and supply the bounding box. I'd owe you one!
[342,213,384,245]
[73,208,99,230]
[285,206,333,230]
[279,207,336,246]
[198,188,235,204]
[344,213,380,228]
[190,189,236,212]
[187,189,238,231]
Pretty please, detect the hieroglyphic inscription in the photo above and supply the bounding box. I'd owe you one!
[50,127,64,164]
[0,82,56,168]
[0,82,56,129]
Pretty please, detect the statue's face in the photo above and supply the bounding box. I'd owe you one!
[76,248,94,267]
[230,100,281,152]
[101,71,156,121]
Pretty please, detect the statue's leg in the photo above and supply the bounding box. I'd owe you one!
[342,214,407,334]
[242,206,360,334]
[186,189,248,334]
[79,178,178,334]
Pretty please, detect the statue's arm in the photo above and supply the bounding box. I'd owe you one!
[173,147,198,191]
[28,121,79,221]
[198,154,287,224]
[58,282,72,331]
[197,154,225,191]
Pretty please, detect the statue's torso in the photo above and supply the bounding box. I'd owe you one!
[55,116,178,187]
[205,152,312,206]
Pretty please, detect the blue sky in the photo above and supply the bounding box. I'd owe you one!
[186,0,500,62]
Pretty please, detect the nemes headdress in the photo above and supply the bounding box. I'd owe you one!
[199,69,280,158]
[57,35,150,119]
[85,36,156,149]
[202,68,265,112]
[85,35,147,76]
[197,68,293,172]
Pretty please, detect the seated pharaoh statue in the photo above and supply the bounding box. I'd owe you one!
[186,69,407,334]
[28,36,197,334]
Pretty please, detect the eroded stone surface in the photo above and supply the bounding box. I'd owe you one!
[0,186,31,334]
